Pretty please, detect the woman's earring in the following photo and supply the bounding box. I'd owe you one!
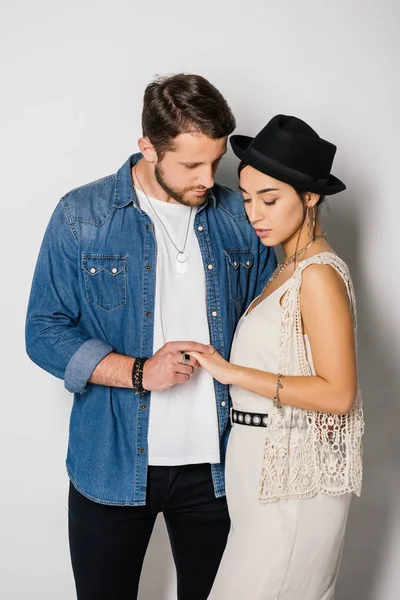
[307,206,316,239]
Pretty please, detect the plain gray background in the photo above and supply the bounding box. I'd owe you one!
[1,0,399,598]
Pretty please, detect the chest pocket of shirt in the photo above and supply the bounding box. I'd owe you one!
[224,250,254,307]
[81,255,127,312]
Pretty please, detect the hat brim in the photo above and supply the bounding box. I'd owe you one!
[230,135,346,196]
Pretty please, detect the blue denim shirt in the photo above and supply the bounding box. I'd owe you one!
[26,153,276,506]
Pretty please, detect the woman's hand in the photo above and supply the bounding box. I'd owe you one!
[188,347,235,385]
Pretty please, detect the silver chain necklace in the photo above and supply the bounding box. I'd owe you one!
[266,233,327,288]
[249,233,327,313]
[135,166,193,269]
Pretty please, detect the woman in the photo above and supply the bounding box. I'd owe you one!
[189,115,364,600]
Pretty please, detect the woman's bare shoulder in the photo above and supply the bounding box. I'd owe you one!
[300,259,350,308]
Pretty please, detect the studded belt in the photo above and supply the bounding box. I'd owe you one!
[230,408,269,427]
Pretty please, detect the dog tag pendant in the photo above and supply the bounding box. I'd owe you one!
[176,251,189,274]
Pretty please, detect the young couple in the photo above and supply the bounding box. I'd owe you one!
[26,73,363,599]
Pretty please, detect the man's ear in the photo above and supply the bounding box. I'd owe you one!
[138,137,158,163]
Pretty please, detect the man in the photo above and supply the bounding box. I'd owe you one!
[26,73,276,599]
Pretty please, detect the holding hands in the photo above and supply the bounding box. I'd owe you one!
[142,341,215,391]
[188,347,234,386]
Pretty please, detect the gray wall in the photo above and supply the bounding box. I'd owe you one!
[1,0,399,598]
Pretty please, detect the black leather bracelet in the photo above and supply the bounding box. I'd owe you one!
[131,357,149,395]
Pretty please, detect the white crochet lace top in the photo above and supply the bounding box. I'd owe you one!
[256,252,364,503]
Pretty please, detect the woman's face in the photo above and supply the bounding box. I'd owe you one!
[239,165,306,246]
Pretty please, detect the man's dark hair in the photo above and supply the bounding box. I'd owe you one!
[142,74,236,157]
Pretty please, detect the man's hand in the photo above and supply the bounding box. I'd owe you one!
[142,341,214,392]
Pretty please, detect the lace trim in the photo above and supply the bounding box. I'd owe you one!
[259,253,364,503]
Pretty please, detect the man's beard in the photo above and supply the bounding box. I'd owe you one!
[154,163,209,207]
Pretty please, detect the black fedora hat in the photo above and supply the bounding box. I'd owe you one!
[230,115,346,195]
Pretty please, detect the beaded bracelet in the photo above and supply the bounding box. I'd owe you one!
[131,357,149,395]
[273,373,285,409]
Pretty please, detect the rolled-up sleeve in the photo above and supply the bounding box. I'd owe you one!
[25,199,113,394]
[64,338,113,393]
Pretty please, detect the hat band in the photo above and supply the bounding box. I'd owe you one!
[249,146,329,186]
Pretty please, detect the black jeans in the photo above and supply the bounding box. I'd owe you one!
[68,463,230,599]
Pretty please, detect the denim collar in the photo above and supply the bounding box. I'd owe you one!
[113,153,217,211]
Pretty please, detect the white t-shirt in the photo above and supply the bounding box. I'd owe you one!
[135,188,220,466]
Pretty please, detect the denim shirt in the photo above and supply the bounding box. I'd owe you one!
[26,153,276,506]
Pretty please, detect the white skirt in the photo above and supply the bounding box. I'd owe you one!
[208,423,351,600]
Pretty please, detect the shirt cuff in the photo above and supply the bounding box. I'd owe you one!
[64,339,113,393]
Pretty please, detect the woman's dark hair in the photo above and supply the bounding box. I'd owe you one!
[142,74,236,158]
[238,161,325,207]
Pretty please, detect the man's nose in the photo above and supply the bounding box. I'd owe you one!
[198,166,214,190]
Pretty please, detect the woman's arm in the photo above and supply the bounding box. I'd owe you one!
[190,264,358,415]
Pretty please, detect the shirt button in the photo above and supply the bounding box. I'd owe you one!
[208,264,213,270]
[141,405,146,410]
[246,260,251,266]
[145,225,150,230]
[145,311,151,317]
[198,225,204,231]
[111,267,117,274]
[146,265,152,270]
[90,268,96,274]
[139,448,145,454]
[221,401,226,407]
[233,261,238,268]
[211,311,218,317]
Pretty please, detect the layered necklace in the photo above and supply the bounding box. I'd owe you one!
[135,166,193,274]
[254,232,327,308]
